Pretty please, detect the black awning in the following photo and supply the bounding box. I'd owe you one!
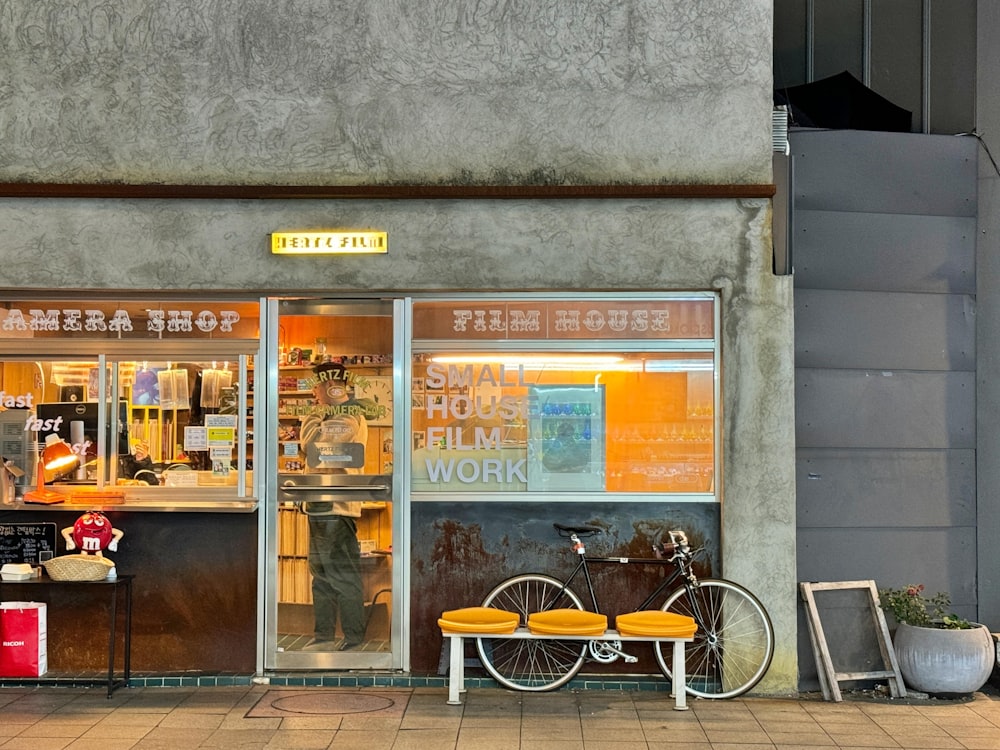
[775,71,912,133]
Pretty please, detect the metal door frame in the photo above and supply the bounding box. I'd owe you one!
[260,297,405,672]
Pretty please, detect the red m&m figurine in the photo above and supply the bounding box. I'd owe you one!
[61,511,124,557]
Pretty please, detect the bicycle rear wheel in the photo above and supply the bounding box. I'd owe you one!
[654,578,774,699]
[476,574,586,691]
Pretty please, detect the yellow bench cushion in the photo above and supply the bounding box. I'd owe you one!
[615,611,698,638]
[438,607,519,634]
[527,609,607,636]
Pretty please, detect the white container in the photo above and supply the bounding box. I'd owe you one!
[0,563,34,581]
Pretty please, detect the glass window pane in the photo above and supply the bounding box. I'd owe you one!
[411,351,715,494]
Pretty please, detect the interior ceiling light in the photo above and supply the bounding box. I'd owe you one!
[429,355,624,365]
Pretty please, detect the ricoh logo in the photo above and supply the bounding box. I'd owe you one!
[2,640,25,647]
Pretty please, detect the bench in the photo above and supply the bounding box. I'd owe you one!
[440,626,693,710]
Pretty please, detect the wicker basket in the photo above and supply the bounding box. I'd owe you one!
[42,554,114,582]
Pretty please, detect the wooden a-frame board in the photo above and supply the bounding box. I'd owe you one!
[799,580,906,701]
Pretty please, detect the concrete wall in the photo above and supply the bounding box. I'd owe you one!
[0,1,797,692]
[0,0,772,185]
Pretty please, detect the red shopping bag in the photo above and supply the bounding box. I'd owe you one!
[0,602,47,677]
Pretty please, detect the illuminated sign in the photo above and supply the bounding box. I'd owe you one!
[271,231,388,255]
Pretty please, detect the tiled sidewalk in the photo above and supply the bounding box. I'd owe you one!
[0,683,998,749]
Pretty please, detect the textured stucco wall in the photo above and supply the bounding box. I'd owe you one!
[0,0,772,184]
[0,198,759,291]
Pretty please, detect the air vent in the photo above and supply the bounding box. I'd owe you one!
[772,106,789,154]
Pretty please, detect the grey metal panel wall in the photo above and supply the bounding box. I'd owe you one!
[792,130,977,216]
[798,528,978,613]
[795,289,975,370]
[793,211,976,294]
[796,369,975,449]
[792,129,978,691]
[797,449,976,528]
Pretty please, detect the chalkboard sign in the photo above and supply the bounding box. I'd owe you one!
[0,523,58,565]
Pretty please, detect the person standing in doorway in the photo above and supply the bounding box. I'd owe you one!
[299,361,377,650]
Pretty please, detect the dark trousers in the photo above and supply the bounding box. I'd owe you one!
[307,516,364,643]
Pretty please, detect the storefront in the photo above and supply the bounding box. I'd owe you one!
[0,290,731,680]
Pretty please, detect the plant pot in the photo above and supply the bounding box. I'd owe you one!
[893,622,995,695]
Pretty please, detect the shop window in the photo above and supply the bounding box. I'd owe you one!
[410,297,718,496]
[0,299,259,505]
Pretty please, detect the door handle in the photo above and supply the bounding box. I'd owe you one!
[280,484,390,493]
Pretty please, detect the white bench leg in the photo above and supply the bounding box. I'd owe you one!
[447,635,464,705]
[672,640,688,710]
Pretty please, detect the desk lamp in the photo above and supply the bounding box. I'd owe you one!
[24,435,79,504]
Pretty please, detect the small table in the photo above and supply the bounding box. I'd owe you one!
[0,574,133,697]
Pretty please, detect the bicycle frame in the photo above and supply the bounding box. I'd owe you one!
[542,533,696,617]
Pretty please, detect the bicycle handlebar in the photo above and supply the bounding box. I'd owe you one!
[555,522,691,560]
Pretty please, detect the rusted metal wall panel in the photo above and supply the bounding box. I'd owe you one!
[409,501,720,675]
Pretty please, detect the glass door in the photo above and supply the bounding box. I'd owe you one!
[264,299,398,670]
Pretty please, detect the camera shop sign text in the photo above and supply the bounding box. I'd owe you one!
[0,307,242,337]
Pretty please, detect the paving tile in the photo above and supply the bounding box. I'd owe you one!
[277,715,345,730]
[156,712,226,729]
[944,737,1000,750]
[218,712,282,730]
[0,723,35,740]
[579,726,646,742]
[821,732,900,748]
[124,726,214,746]
[336,714,403,731]
[456,736,520,750]
[765,729,838,745]
[64,739,143,750]
[458,726,521,741]
[0,737,75,750]
[704,728,776,744]
[195,727,278,748]
[398,711,462,729]
[519,741,583,750]
[458,713,521,728]
[642,725,710,741]
[326,729,397,749]
[263,728,338,748]
[386,727,460,749]
[13,723,101,739]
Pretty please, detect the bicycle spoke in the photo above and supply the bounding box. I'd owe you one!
[655,579,774,699]
[477,574,586,691]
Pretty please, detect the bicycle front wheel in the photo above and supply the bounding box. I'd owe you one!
[476,574,586,692]
[654,578,774,699]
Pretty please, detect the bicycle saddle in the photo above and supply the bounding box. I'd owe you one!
[553,523,602,537]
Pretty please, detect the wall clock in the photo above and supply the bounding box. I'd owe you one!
[355,375,393,426]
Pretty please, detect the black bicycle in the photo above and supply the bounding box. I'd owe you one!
[477,523,774,699]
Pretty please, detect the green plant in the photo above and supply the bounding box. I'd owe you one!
[878,584,973,629]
